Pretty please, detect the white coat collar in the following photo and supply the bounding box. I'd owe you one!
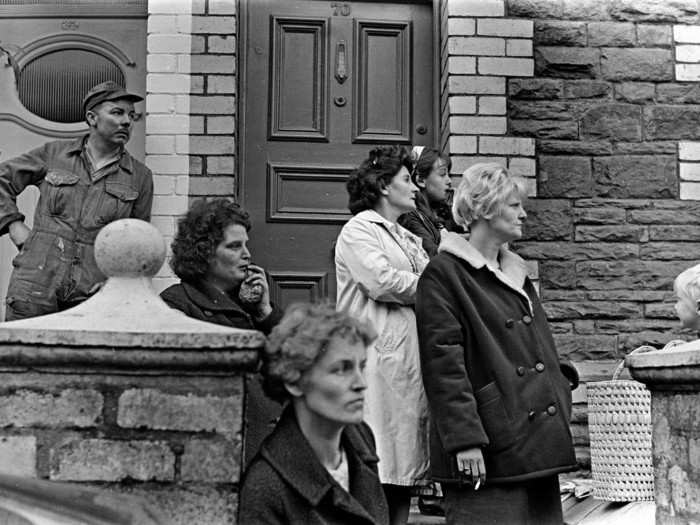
[354,209,395,228]
[438,232,533,313]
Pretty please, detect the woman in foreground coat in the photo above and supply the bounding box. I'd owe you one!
[335,146,430,525]
[239,303,389,525]
[415,163,579,525]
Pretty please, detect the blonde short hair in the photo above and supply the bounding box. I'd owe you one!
[452,163,526,229]
[675,264,700,302]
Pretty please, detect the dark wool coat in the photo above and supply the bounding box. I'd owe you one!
[398,193,443,257]
[415,233,579,485]
[239,406,390,525]
[159,280,282,334]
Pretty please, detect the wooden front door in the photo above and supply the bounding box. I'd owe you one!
[241,0,434,308]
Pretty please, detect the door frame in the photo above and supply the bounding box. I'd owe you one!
[236,0,439,206]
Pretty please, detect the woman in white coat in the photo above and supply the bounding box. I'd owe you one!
[335,145,430,525]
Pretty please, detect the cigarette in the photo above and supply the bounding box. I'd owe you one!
[474,479,481,491]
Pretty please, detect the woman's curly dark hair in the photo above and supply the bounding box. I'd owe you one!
[261,302,376,403]
[346,145,413,215]
[170,198,251,282]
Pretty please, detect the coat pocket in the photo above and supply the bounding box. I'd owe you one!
[101,182,139,222]
[43,169,80,217]
[474,382,517,453]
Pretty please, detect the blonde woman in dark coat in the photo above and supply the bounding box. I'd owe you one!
[415,163,579,525]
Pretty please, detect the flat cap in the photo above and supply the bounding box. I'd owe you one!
[82,81,143,114]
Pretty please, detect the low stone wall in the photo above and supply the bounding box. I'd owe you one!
[0,352,255,525]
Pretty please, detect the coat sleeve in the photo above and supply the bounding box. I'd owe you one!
[336,219,419,305]
[416,261,490,454]
[0,145,48,235]
[130,166,154,222]
[398,211,438,257]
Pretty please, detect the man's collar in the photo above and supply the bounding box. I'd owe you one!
[76,135,133,174]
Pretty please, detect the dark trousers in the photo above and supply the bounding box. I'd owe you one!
[443,475,562,525]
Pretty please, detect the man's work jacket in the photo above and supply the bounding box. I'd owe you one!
[0,136,153,317]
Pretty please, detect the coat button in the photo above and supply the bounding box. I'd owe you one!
[522,315,533,325]
[547,405,557,416]
[535,362,545,372]
[516,366,526,376]
[528,410,536,420]
[505,318,515,328]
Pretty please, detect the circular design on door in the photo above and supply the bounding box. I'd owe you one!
[17,48,125,123]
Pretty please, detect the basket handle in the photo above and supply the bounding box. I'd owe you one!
[611,340,687,381]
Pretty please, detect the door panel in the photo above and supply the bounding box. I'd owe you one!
[270,17,329,140]
[243,0,433,309]
[354,20,412,142]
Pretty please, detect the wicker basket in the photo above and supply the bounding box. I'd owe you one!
[587,345,657,502]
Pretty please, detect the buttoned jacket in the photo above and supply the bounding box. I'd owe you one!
[415,232,579,484]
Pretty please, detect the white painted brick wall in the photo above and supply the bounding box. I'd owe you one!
[448,136,478,154]
[447,56,477,74]
[478,57,534,76]
[478,96,506,115]
[506,39,533,57]
[674,25,700,43]
[680,182,700,200]
[679,141,700,160]
[447,0,504,17]
[676,64,700,81]
[449,116,507,135]
[676,45,700,62]
[479,136,535,156]
[509,157,536,177]
[448,18,475,36]
[449,37,505,56]
[477,19,533,38]
[147,35,192,54]
[449,76,506,94]
[680,163,700,181]
[448,96,477,114]
[451,156,507,174]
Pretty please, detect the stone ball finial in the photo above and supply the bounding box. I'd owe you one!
[94,219,166,278]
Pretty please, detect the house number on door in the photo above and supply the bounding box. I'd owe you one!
[331,2,351,16]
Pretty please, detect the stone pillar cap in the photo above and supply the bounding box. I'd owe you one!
[627,339,700,387]
[0,219,264,349]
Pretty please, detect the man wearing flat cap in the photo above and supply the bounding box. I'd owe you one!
[0,81,153,320]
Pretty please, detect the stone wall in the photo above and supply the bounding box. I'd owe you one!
[0,365,248,524]
[501,0,700,468]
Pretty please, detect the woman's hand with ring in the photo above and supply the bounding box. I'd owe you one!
[456,447,486,488]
